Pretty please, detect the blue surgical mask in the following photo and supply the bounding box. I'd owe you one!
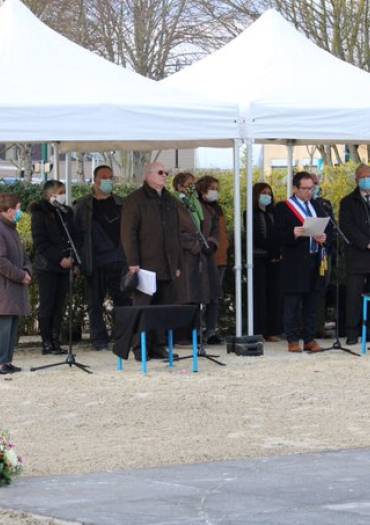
[100,180,113,194]
[14,210,23,223]
[359,177,370,191]
[312,186,321,199]
[259,194,272,207]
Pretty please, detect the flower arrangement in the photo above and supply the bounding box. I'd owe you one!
[0,432,23,486]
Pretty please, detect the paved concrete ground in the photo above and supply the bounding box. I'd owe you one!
[1,449,370,524]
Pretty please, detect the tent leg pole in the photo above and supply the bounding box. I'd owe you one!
[233,139,242,337]
[287,141,294,198]
[53,143,60,181]
[65,152,72,206]
[246,139,254,336]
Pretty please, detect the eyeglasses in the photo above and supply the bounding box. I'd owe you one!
[299,187,314,191]
[155,170,168,176]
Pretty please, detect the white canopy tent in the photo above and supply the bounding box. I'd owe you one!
[0,0,245,336]
[0,0,240,150]
[163,8,370,337]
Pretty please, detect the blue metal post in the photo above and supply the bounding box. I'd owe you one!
[117,357,123,371]
[141,331,148,374]
[362,296,368,356]
[192,329,198,373]
[168,330,174,368]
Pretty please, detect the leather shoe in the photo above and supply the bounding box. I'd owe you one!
[133,349,151,362]
[206,334,223,345]
[288,342,302,353]
[304,340,322,352]
[41,341,54,355]
[346,336,358,345]
[149,347,179,360]
[7,363,22,373]
[0,365,12,375]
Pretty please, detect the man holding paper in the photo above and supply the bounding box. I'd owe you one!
[275,172,328,353]
[121,162,182,360]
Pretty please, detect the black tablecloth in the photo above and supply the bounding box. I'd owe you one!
[113,305,199,359]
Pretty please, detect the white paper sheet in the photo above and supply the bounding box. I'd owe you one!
[302,217,330,237]
[137,269,157,296]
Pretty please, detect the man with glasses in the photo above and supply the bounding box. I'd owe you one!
[275,172,328,353]
[121,162,181,360]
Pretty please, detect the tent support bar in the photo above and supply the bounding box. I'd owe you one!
[65,152,72,205]
[233,139,242,336]
[246,139,254,336]
[53,143,60,180]
[287,141,294,197]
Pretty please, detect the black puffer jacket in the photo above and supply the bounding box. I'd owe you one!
[30,200,76,273]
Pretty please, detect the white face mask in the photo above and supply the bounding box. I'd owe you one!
[205,190,219,202]
[50,194,66,206]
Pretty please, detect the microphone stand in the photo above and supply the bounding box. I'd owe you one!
[314,199,359,357]
[176,196,225,367]
[31,205,93,373]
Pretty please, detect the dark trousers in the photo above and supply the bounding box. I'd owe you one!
[37,271,69,342]
[283,291,319,343]
[86,262,131,347]
[345,273,370,338]
[253,259,282,337]
[132,280,176,352]
[0,316,18,365]
[205,266,226,336]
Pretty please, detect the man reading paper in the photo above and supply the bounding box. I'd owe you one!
[275,172,328,353]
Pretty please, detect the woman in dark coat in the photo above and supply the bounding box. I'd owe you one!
[248,182,281,340]
[195,176,222,343]
[173,172,219,306]
[31,180,76,355]
[0,193,32,374]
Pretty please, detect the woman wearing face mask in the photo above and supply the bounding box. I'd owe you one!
[247,182,281,341]
[195,176,223,344]
[0,193,32,374]
[30,180,76,355]
[173,172,219,311]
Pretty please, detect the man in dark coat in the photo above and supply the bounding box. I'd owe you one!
[312,174,335,337]
[121,162,182,359]
[275,172,328,353]
[339,164,370,345]
[74,165,130,351]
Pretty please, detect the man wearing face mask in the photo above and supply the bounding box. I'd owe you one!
[31,180,76,355]
[74,165,130,351]
[339,164,370,345]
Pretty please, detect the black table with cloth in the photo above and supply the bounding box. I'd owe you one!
[113,305,199,359]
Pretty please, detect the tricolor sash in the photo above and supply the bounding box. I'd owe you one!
[285,196,320,255]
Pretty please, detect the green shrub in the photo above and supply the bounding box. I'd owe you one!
[1,165,361,337]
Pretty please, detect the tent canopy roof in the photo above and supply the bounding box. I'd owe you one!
[163,9,370,143]
[0,0,240,150]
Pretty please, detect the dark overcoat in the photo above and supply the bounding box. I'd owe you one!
[30,200,76,273]
[339,187,370,274]
[175,200,220,304]
[74,192,123,276]
[274,199,327,294]
[121,183,182,281]
[0,216,32,316]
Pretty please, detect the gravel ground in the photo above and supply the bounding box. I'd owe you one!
[1,339,370,523]
[2,340,370,475]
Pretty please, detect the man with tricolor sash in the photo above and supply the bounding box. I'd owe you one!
[275,172,329,353]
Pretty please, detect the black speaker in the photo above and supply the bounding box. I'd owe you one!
[226,335,264,356]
